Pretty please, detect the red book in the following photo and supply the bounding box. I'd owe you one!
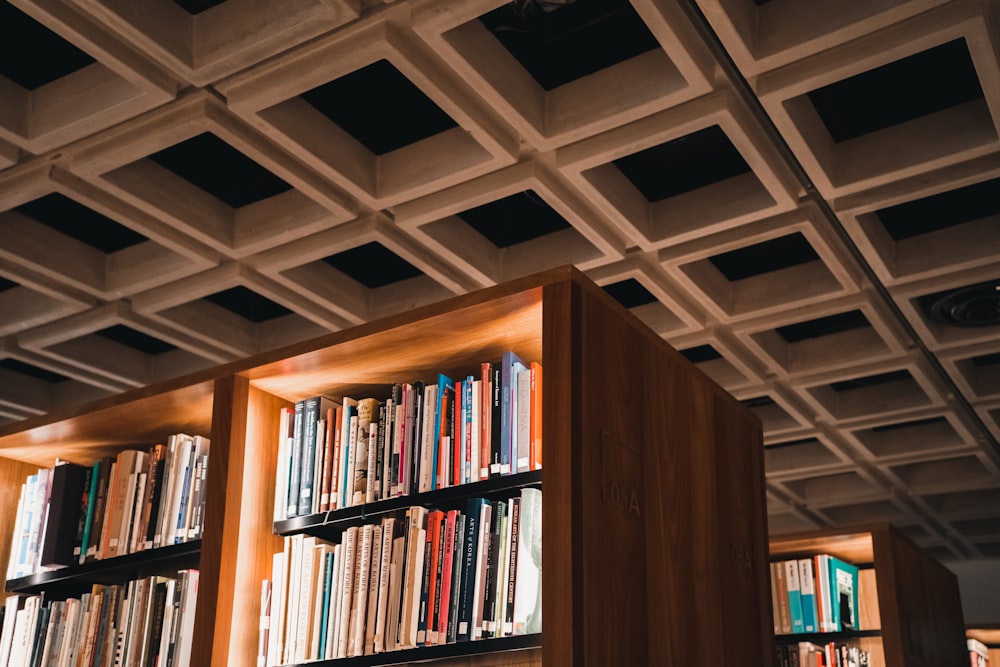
[529,361,542,471]
[437,509,459,642]
[480,362,492,481]
[424,510,445,644]
[318,405,337,511]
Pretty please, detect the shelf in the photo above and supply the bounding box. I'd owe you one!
[5,540,201,596]
[283,634,542,667]
[775,629,882,644]
[274,470,543,540]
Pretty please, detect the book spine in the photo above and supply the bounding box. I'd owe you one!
[529,361,542,471]
[287,402,305,518]
[299,397,320,516]
[318,406,335,512]
[503,497,520,636]
[457,500,482,642]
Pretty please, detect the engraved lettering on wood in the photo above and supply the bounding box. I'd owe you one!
[600,431,641,518]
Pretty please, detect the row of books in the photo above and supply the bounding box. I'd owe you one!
[5,434,210,580]
[275,351,542,520]
[774,640,872,667]
[259,488,542,666]
[770,555,860,635]
[0,569,199,667]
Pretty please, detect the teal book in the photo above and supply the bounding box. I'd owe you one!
[827,556,860,631]
[798,558,818,633]
[783,559,805,633]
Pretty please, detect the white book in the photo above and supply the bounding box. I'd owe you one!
[471,502,492,639]
[418,384,437,494]
[312,418,327,515]
[350,524,374,657]
[364,523,383,656]
[0,594,21,667]
[365,421,379,504]
[59,595,85,667]
[385,534,405,652]
[283,535,303,665]
[266,551,285,667]
[9,596,39,667]
[512,488,542,635]
[516,369,531,473]
[335,398,357,510]
[309,544,330,661]
[401,507,427,649]
[273,407,291,523]
[153,435,180,548]
[174,570,200,667]
[391,402,404,498]
[294,537,318,662]
[373,518,395,654]
[336,526,358,659]
[323,544,342,661]
[472,379,482,482]
[6,486,25,580]
[380,398,394,501]
[40,599,64,667]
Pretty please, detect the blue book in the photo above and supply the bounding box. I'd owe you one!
[318,549,334,658]
[457,497,487,641]
[827,556,860,631]
[798,558,818,633]
[499,351,523,475]
[783,559,805,633]
[286,400,305,518]
[431,374,453,491]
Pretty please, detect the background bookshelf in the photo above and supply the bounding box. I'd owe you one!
[770,523,968,667]
[967,627,1000,664]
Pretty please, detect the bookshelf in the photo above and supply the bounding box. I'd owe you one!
[0,265,772,666]
[967,626,1000,664]
[770,523,968,667]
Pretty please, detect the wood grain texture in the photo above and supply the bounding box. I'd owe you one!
[859,567,881,631]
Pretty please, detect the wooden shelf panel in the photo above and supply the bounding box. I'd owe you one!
[282,634,542,667]
[5,540,201,596]
[769,530,875,565]
[274,471,543,541]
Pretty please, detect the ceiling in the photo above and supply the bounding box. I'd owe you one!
[0,0,999,566]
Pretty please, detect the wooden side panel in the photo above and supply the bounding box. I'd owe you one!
[878,526,968,667]
[566,283,768,666]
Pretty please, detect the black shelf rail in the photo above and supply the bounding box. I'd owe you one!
[285,633,542,667]
[775,629,882,644]
[274,470,542,539]
[5,540,201,595]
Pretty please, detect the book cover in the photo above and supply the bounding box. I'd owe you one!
[489,363,502,477]
[827,556,860,632]
[529,361,542,471]
[430,374,453,491]
[814,554,833,632]
[421,509,444,646]
[373,517,397,654]
[482,498,505,638]
[300,396,335,516]
[452,379,463,488]
[457,498,486,642]
[446,512,466,644]
[400,506,427,649]
[351,524,374,657]
[335,527,357,659]
[40,461,88,567]
[364,523,382,655]
[798,558,818,633]
[437,509,458,644]
[353,398,381,506]
[785,559,805,633]
[77,462,101,564]
[512,487,541,635]
[515,367,531,474]
[471,501,492,640]
[503,496,521,636]
[499,351,523,475]
[337,398,357,510]
[322,404,341,512]
[480,362,492,481]
[287,401,306,518]
[774,559,791,634]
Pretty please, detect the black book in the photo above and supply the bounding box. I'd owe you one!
[489,363,502,477]
[40,462,88,567]
[481,499,505,638]
[72,465,94,562]
[504,496,521,635]
[417,516,434,645]
[144,450,168,547]
[457,497,486,642]
[27,602,49,667]
[408,381,425,496]
[145,580,169,667]
[374,404,386,502]
[446,512,466,644]
[286,400,305,518]
[85,457,115,562]
[389,383,403,497]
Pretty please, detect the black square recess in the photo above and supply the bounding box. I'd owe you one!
[301,60,458,156]
[602,278,657,309]
[807,38,984,143]
[174,0,227,14]
[918,279,1000,328]
[776,310,869,343]
[148,133,292,208]
[973,352,1000,368]
[0,277,18,292]
[322,242,422,289]
[708,232,819,281]
[0,4,96,90]
[875,177,1000,241]
[478,0,660,91]
[0,358,69,383]
[830,369,911,393]
[680,345,723,364]
[95,325,177,355]
[204,287,292,323]
[613,126,751,202]
[456,190,570,248]
[871,416,946,433]
[741,395,775,409]
[15,194,146,253]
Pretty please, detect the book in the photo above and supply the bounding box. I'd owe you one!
[299,397,334,516]
[175,570,200,666]
[480,362,492,480]
[814,554,833,632]
[421,509,445,645]
[337,398,357,510]
[503,496,520,636]
[39,461,88,568]
[512,487,541,635]
[336,527,357,658]
[529,361,542,471]
[400,506,427,649]
[353,398,381,506]
[471,500,492,640]
[363,523,383,655]
[77,462,100,564]
[798,558,818,633]
[351,524,374,657]
[774,560,791,634]
[785,559,805,633]
[437,509,458,645]
[482,498,505,638]
[0,595,23,667]
[447,512,466,644]
[828,556,860,632]
[430,374,453,492]
[373,517,396,654]
[515,367,530,473]
[287,401,306,518]
[457,498,486,641]
[499,351,523,475]
[489,362,502,477]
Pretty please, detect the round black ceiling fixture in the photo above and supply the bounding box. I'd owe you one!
[929,282,1000,327]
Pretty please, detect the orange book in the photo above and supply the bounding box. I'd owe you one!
[529,362,542,471]
[423,509,445,644]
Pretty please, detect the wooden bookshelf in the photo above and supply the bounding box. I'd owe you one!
[967,626,1000,664]
[770,523,968,667]
[0,266,771,666]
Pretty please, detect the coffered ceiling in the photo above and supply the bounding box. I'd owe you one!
[1,0,999,564]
